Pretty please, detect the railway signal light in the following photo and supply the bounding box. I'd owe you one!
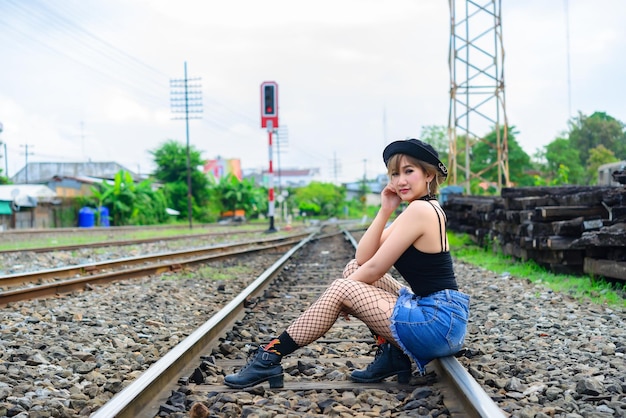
[263,85,276,115]
[260,81,279,129]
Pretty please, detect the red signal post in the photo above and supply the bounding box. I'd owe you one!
[260,81,279,232]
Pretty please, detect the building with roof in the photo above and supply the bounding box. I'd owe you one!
[45,175,112,198]
[11,162,141,184]
[344,174,387,206]
[598,160,626,186]
[244,167,321,188]
[0,184,58,230]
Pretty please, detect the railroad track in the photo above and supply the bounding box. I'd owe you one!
[91,224,506,417]
[0,227,272,254]
[0,223,231,238]
[0,232,309,306]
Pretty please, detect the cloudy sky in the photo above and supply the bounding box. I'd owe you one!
[1,0,624,184]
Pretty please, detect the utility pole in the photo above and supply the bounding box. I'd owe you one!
[20,144,34,183]
[170,62,203,229]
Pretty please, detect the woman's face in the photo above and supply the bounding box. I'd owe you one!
[389,156,431,201]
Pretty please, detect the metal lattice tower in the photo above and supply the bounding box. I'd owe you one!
[448,0,509,193]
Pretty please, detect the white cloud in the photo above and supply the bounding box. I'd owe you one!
[0,0,624,183]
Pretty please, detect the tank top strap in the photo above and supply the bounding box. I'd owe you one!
[425,200,448,252]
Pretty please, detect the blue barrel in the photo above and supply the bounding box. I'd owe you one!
[99,206,110,227]
[78,207,95,228]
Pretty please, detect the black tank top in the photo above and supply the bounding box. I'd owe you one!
[392,199,458,297]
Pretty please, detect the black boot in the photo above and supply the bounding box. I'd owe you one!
[351,343,412,384]
[224,348,284,389]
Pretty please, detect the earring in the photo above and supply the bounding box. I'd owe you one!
[427,181,432,197]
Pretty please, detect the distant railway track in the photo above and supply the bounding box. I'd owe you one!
[0,233,309,306]
[90,225,504,418]
[0,223,227,237]
[0,224,277,253]
[0,229,267,254]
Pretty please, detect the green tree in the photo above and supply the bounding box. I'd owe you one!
[568,111,626,166]
[150,140,210,220]
[91,171,135,226]
[470,126,533,187]
[293,181,346,217]
[130,180,169,225]
[419,125,449,164]
[542,138,585,184]
[586,144,619,185]
[533,164,570,187]
[207,173,265,218]
[445,132,476,187]
[90,179,115,224]
[88,170,167,225]
[0,172,11,185]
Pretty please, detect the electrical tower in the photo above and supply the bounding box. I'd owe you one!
[170,62,203,229]
[448,0,509,193]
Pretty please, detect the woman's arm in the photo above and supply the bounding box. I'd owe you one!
[350,202,425,284]
[354,183,402,264]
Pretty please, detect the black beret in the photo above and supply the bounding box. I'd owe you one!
[383,138,448,178]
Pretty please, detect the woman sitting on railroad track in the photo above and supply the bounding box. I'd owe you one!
[224,138,470,388]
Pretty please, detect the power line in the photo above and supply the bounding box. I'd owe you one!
[0,0,267,141]
[0,1,167,106]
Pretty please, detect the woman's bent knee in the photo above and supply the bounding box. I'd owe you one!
[342,259,360,278]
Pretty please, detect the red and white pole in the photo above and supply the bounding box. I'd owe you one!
[260,81,279,232]
[267,121,276,232]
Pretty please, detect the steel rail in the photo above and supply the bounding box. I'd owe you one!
[432,356,507,417]
[0,233,309,289]
[0,223,240,236]
[90,231,318,418]
[0,229,268,254]
[0,235,307,306]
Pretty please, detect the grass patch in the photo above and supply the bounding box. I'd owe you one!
[449,232,626,308]
[172,263,257,281]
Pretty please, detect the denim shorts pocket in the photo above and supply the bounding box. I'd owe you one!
[446,311,468,352]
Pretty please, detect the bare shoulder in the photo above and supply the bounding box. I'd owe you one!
[404,199,441,217]
[402,200,447,252]
[392,200,439,231]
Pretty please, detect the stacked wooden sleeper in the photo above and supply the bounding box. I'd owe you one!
[442,186,626,283]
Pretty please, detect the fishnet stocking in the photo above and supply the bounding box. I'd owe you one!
[341,259,405,344]
[286,260,406,347]
[342,259,404,295]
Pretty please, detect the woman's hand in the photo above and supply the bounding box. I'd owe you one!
[381,183,402,213]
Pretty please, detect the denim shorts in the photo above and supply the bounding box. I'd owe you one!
[390,287,470,374]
